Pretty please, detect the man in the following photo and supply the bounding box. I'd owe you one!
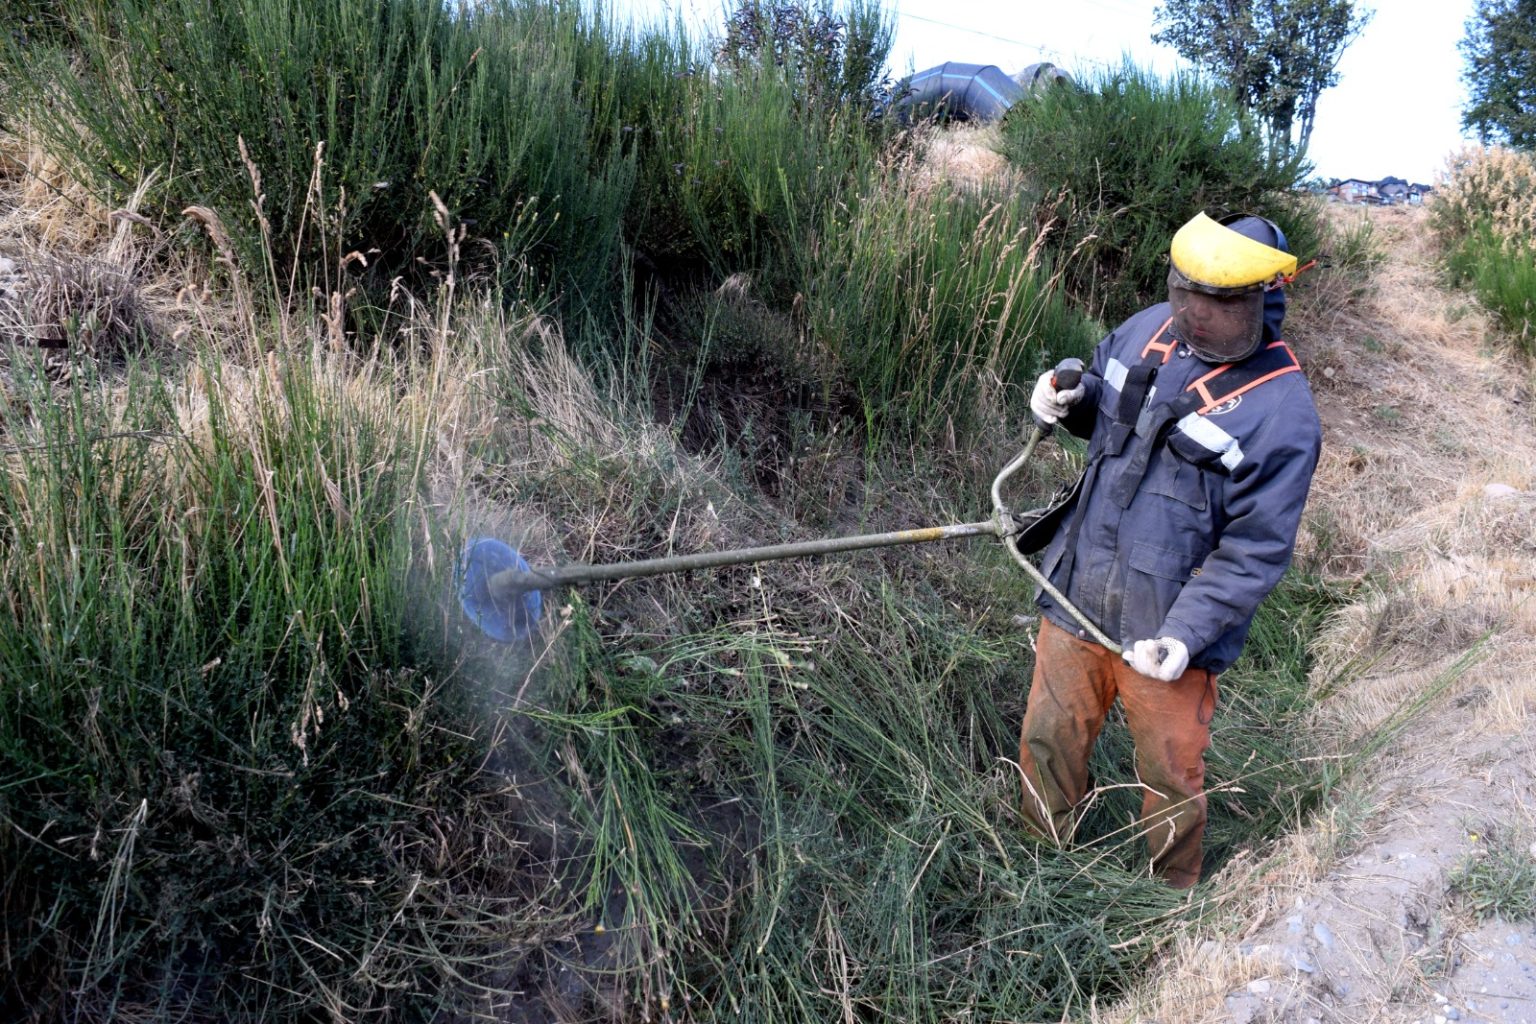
[1018,211,1322,888]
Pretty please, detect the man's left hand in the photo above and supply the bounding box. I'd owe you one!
[1123,637,1190,681]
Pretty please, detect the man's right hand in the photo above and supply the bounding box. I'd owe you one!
[1030,370,1086,425]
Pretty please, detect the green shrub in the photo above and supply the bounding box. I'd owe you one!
[997,63,1319,324]
[1445,219,1536,352]
[627,61,889,304]
[12,0,637,312]
[1450,825,1536,921]
[717,0,893,112]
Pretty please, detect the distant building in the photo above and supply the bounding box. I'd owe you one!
[1378,176,1409,204]
[1329,178,1378,203]
[1325,177,1433,205]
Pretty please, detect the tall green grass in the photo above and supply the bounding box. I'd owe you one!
[0,342,515,1018]
[804,174,1100,442]
[997,64,1322,324]
[510,557,1341,1021]
[12,0,639,311]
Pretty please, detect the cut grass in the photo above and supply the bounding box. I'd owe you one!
[0,297,1345,1019]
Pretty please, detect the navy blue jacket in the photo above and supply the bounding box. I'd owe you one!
[1037,302,1322,672]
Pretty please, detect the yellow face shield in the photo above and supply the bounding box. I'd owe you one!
[1166,212,1296,362]
[1169,212,1297,291]
[1167,266,1266,363]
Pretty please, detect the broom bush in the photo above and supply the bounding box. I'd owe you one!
[997,63,1324,325]
[10,0,638,313]
[1432,146,1536,353]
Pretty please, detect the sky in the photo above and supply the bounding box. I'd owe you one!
[621,0,1480,185]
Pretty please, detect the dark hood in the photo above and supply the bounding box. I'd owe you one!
[1262,286,1286,343]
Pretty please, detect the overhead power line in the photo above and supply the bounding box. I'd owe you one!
[888,9,1067,62]
[887,3,1166,69]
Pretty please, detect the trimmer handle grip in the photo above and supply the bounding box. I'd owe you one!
[1051,358,1085,393]
[1032,357,1086,434]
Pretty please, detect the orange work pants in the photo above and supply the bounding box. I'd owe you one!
[1018,618,1218,889]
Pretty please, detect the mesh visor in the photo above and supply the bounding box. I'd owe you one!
[1168,268,1265,363]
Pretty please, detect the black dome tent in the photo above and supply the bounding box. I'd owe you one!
[894,60,1076,122]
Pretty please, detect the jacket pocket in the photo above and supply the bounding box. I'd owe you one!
[1121,541,1203,641]
[1128,540,1203,579]
[1143,446,1207,511]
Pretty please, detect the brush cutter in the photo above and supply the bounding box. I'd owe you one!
[458,359,1121,653]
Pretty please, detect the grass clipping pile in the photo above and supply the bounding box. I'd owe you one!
[1110,204,1536,1024]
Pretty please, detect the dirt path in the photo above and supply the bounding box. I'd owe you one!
[1104,204,1536,1024]
[1219,708,1536,1024]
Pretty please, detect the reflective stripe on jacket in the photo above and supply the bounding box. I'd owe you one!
[1037,302,1322,672]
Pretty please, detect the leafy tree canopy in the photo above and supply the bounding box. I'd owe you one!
[1460,0,1536,149]
[1152,0,1371,158]
[718,0,892,111]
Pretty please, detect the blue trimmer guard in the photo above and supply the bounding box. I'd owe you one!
[458,538,543,643]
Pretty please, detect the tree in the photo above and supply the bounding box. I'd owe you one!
[1153,0,1372,157]
[718,0,893,112]
[1460,0,1536,150]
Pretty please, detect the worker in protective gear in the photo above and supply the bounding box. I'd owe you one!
[1018,211,1321,888]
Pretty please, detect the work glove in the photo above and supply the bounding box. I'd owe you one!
[1030,369,1086,426]
[1123,637,1190,681]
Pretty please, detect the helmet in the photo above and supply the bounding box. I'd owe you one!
[1167,212,1297,363]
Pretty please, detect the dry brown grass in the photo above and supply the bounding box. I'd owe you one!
[907,122,1023,196]
[0,122,118,250]
[1298,203,1536,738]
[0,125,211,377]
[1434,144,1536,242]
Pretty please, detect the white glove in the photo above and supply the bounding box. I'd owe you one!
[1030,370,1086,425]
[1123,637,1190,681]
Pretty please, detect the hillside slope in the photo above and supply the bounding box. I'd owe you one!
[1112,204,1536,1024]
[3,103,1529,1019]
